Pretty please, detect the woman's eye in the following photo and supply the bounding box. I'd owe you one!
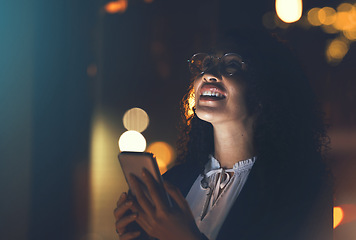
[226,61,241,68]
[224,61,241,75]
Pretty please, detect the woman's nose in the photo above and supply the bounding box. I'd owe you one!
[203,73,220,82]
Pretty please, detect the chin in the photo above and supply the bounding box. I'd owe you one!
[195,108,222,124]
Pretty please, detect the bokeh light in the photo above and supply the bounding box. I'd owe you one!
[275,0,303,23]
[123,107,149,133]
[321,24,338,34]
[262,12,277,29]
[318,7,336,25]
[307,8,322,26]
[351,5,356,24]
[326,38,349,63]
[337,204,356,226]
[333,3,356,32]
[334,206,344,229]
[337,3,354,12]
[333,12,353,31]
[118,130,146,152]
[147,141,175,174]
[105,0,128,14]
[344,29,356,41]
[266,1,356,64]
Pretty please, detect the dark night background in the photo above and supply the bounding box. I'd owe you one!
[1,0,356,239]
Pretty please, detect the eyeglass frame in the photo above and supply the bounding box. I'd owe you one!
[187,52,247,78]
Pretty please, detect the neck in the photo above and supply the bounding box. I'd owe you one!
[212,117,255,168]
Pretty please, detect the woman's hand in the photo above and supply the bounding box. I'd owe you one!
[129,168,202,240]
[113,192,141,240]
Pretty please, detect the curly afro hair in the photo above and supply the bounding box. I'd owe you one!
[176,28,330,193]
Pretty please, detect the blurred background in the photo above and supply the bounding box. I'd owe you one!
[1,0,356,239]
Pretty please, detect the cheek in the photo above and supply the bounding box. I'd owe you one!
[228,94,250,120]
[193,81,199,101]
[225,81,249,114]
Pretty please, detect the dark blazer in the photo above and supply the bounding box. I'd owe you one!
[163,159,332,240]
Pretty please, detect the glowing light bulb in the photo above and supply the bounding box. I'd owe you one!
[275,0,303,23]
[118,130,146,152]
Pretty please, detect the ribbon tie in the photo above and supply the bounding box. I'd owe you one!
[200,168,235,220]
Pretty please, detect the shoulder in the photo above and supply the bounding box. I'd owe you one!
[218,157,332,240]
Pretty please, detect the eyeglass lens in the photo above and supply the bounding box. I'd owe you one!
[188,53,245,77]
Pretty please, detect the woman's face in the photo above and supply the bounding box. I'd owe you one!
[192,53,251,125]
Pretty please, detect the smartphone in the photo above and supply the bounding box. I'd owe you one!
[118,151,172,206]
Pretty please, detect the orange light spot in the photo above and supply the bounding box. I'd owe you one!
[344,29,356,40]
[338,204,356,225]
[147,142,175,174]
[350,8,356,25]
[318,7,336,25]
[326,38,349,62]
[334,206,344,228]
[307,8,322,26]
[321,24,338,34]
[333,12,353,31]
[333,3,356,31]
[105,0,128,14]
[144,0,154,3]
[337,3,353,12]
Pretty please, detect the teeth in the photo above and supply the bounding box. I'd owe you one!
[201,91,224,98]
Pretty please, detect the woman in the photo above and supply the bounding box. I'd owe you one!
[114,29,332,240]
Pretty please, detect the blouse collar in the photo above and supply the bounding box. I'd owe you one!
[205,154,256,174]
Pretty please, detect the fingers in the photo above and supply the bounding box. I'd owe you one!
[142,168,168,210]
[115,212,138,230]
[115,213,138,238]
[117,192,127,207]
[114,193,141,239]
[164,181,190,212]
[114,193,132,219]
[129,174,155,216]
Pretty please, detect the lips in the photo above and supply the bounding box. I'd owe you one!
[199,83,227,101]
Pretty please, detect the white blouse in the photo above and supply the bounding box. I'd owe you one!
[186,155,256,240]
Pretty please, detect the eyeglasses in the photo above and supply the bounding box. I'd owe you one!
[187,53,247,77]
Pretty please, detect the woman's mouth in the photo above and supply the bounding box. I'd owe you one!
[199,84,226,101]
